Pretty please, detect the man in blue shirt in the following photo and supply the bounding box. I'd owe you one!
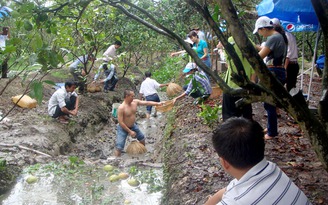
[93,63,118,92]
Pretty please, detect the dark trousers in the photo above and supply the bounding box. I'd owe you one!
[286,63,299,92]
[52,96,77,118]
[183,85,203,98]
[264,67,286,136]
[222,93,252,121]
[145,93,160,114]
[104,77,118,91]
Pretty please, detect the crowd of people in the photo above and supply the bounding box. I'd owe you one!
[47,16,301,151]
[45,18,312,203]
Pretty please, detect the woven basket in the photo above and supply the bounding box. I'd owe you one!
[166,83,182,97]
[209,86,222,99]
[155,100,174,112]
[87,84,102,93]
[126,140,147,155]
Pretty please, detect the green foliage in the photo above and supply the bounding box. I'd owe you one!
[138,169,163,193]
[68,156,85,168]
[151,56,185,83]
[197,104,221,127]
[29,81,43,104]
[0,159,7,171]
[51,71,70,79]
[128,165,138,176]
[128,166,163,193]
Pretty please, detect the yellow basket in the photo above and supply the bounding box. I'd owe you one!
[155,100,175,112]
[209,86,222,99]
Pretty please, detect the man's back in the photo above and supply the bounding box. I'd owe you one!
[139,78,160,96]
[220,159,311,205]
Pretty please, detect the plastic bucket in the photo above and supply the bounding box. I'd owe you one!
[112,103,120,118]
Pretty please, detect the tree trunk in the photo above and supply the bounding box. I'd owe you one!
[1,57,9,78]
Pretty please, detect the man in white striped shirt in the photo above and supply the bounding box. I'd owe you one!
[205,117,311,205]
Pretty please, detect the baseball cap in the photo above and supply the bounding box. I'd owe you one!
[271,18,280,26]
[253,16,273,34]
[183,62,197,73]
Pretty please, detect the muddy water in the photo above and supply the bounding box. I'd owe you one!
[1,101,167,205]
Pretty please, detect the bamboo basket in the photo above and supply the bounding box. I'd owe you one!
[87,83,102,93]
[166,83,182,97]
[126,140,147,155]
[155,100,175,113]
[209,86,222,99]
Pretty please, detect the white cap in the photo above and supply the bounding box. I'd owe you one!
[253,16,273,34]
[271,18,280,26]
[183,62,197,73]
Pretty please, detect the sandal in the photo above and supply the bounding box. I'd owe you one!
[58,119,69,124]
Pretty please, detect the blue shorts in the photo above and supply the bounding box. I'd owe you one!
[116,124,145,151]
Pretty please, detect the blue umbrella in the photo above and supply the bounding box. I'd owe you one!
[256,0,318,28]
[0,6,12,19]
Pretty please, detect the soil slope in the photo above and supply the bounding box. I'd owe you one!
[162,74,328,205]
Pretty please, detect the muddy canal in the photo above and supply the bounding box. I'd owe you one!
[1,105,167,205]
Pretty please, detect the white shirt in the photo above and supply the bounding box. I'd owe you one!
[103,45,117,61]
[0,35,8,50]
[139,78,160,97]
[285,32,298,61]
[69,55,88,69]
[48,87,78,116]
[219,158,311,205]
[197,30,206,41]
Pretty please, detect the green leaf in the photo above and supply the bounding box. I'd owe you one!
[24,20,33,31]
[30,81,43,105]
[43,80,56,86]
[31,35,43,52]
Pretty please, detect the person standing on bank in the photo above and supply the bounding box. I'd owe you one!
[220,37,256,121]
[48,81,79,124]
[284,31,299,91]
[115,90,164,157]
[205,117,311,205]
[253,16,287,140]
[0,26,10,78]
[191,26,206,41]
[271,18,299,92]
[69,54,95,93]
[188,30,211,69]
[139,71,169,118]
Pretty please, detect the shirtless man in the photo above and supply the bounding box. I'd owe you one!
[115,90,163,156]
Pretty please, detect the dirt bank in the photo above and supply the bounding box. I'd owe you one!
[162,74,328,205]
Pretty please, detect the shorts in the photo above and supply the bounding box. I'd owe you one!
[116,124,145,151]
